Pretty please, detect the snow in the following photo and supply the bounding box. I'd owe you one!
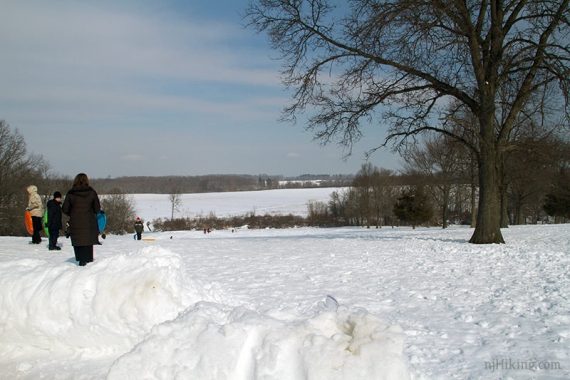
[0,189,569,379]
[131,187,343,220]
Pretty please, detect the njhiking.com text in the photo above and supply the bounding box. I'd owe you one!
[485,358,562,373]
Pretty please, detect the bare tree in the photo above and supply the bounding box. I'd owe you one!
[100,190,136,234]
[169,190,182,220]
[352,163,375,228]
[247,0,570,243]
[402,133,467,228]
[370,168,397,228]
[0,121,48,235]
[506,132,568,224]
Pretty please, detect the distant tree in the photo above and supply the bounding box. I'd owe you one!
[543,169,570,222]
[169,190,182,220]
[352,163,374,228]
[444,108,480,227]
[344,188,362,226]
[43,174,72,200]
[328,190,349,224]
[370,167,397,228]
[247,0,570,244]
[100,190,136,235]
[505,134,567,224]
[307,200,332,226]
[393,186,433,229]
[403,133,467,228]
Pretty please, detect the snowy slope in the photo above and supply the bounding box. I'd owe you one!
[0,190,568,379]
[131,187,344,220]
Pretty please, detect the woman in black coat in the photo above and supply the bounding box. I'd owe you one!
[62,173,101,266]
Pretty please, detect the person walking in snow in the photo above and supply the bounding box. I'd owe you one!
[46,191,63,251]
[26,185,44,244]
[134,217,144,240]
[62,173,101,266]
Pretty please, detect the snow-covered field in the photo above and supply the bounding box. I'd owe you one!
[0,190,569,379]
[131,187,343,220]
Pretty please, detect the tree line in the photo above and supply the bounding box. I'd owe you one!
[308,130,569,229]
[91,174,352,194]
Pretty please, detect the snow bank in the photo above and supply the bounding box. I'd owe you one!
[0,241,408,380]
[0,247,217,358]
[108,301,409,380]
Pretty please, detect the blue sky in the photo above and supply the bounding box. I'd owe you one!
[0,0,400,178]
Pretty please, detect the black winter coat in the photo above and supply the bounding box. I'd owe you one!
[62,186,101,247]
[46,199,63,230]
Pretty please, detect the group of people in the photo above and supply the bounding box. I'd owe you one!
[27,173,101,266]
[28,173,149,266]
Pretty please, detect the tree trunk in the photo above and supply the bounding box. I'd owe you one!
[470,152,478,228]
[498,157,509,228]
[376,207,382,228]
[469,144,505,244]
[500,186,509,228]
[442,185,449,229]
[515,200,524,225]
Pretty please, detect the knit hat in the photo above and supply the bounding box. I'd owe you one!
[53,191,62,198]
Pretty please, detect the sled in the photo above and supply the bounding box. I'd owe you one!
[97,211,107,239]
[24,210,33,235]
[42,210,50,237]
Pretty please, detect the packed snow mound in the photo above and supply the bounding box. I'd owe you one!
[108,301,409,380]
[0,247,218,357]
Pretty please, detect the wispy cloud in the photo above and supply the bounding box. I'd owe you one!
[0,1,281,124]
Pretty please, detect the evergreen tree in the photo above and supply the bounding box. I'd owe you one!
[393,187,433,229]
